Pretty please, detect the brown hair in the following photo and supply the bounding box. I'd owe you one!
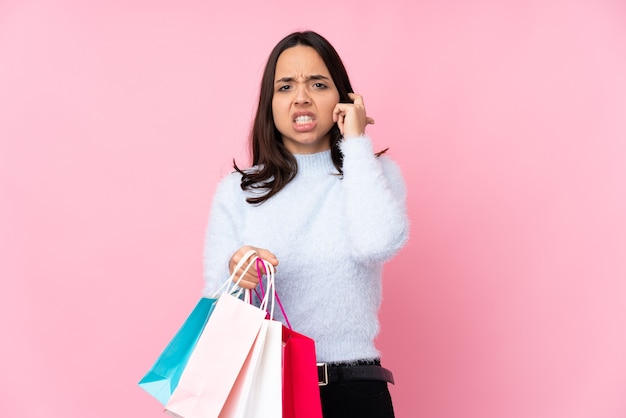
[234,31,354,205]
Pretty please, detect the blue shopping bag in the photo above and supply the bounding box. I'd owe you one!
[139,297,218,405]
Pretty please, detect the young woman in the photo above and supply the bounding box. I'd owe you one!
[202,30,409,418]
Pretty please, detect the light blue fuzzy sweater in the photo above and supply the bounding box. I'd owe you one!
[202,136,409,363]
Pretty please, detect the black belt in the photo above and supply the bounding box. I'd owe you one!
[317,362,395,386]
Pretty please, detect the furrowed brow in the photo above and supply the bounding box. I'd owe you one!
[275,76,295,84]
[275,74,331,84]
[307,74,330,81]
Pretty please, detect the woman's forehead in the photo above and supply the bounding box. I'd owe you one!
[275,45,330,79]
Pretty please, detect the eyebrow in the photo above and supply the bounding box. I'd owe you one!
[275,74,331,84]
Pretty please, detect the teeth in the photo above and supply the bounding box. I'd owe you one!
[295,115,313,125]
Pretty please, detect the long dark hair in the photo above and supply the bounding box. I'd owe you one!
[234,31,354,205]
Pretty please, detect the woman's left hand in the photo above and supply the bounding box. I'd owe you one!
[333,93,375,138]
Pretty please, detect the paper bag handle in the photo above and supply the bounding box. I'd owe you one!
[211,249,258,299]
[255,258,292,329]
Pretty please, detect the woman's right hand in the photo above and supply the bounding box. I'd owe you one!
[229,245,279,289]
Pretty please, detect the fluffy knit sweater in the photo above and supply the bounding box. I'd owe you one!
[202,136,409,363]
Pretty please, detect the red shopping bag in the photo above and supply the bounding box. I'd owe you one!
[282,326,323,418]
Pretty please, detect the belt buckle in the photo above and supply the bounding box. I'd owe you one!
[317,362,329,386]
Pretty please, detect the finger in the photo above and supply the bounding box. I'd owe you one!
[230,245,254,264]
[366,117,375,125]
[332,104,345,134]
[229,252,247,275]
[229,246,258,278]
[336,113,345,135]
[233,262,264,291]
[236,277,257,289]
[243,267,261,284]
[348,93,364,106]
[231,257,253,280]
[333,103,346,122]
[256,248,279,266]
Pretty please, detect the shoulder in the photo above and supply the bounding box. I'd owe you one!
[215,170,242,193]
[340,136,405,176]
[210,170,243,207]
[339,135,374,157]
[212,165,269,206]
[378,154,404,178]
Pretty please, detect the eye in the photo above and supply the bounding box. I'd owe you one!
[312,82,327,89]
[277,85,291,92]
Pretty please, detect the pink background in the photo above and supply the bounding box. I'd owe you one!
[2,1,625,417]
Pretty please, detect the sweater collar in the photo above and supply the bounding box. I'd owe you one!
[293,150,339,176]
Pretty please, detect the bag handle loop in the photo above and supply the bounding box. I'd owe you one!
[211,249,258,299]
[255,258,292,329]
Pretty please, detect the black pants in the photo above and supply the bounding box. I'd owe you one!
[319,380,396,418]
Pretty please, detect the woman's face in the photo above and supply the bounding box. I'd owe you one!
[272,45,340,154]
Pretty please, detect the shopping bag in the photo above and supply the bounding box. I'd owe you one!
[245,319,283,417]
[282,326,323,418]
[138,296,218,405]
[139,249,258,406]
[165,291,267,418]
[246,260,284,418]
[245,257,322,418]
[218,319,283,418]
[219,259,283,418]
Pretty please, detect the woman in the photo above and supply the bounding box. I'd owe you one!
[202,30,409,418]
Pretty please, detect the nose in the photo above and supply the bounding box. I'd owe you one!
[294,84,311,105]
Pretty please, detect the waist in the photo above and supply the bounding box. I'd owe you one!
[317,359,395,386]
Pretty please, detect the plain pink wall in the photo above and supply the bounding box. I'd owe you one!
[2,1,625,417]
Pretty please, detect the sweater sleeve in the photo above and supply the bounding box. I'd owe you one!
[201,174,242,296]
[339,136,410,263]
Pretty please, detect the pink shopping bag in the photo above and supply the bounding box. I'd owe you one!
[245,319,282,417]
[219,318,282,418]
[165,292,266,418]
[221,258,282,418]
[253,257,322,418]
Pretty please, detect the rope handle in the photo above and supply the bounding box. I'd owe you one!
[209,248,291,329]
[255,257,292,330]
[210,249,258,301]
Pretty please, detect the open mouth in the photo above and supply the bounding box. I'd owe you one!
[294,115,315,125]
